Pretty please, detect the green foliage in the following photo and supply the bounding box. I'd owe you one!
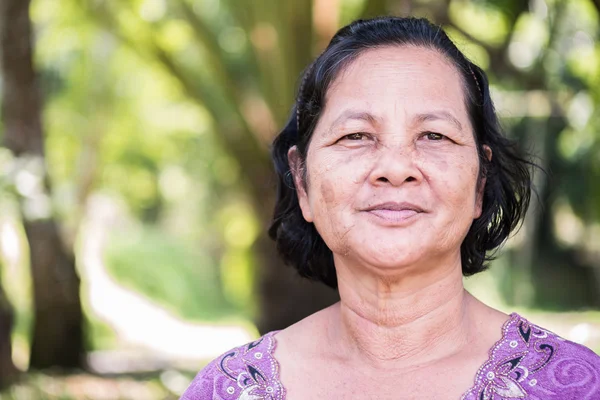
[104,225,245,322]
[449,1,510,46]
[2,0,596,395]
[28,0,259,329]
[24,0,600,352]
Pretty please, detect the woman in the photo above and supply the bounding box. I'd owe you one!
[182,17,600,399]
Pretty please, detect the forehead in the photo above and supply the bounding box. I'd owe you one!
[323,45,469,121]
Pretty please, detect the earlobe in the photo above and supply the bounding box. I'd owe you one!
[288,147,314,222]
[483,145,492,162]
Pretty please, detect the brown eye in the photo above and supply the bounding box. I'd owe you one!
[343,133,366,140]
[425,132,444,141]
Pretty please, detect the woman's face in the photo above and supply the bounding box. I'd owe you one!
[291,45,485,275]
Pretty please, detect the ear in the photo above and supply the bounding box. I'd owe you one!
[474,145,492,219]
[288,146,314,222]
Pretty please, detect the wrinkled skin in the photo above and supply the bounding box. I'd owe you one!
[290,45,487,285]
[277,46,505,400]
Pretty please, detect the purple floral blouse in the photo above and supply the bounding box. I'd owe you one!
[181,313,600,399]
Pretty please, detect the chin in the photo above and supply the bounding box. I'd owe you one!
[354,245,426,271]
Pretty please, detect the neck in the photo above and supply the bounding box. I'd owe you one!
[329,255,474,369]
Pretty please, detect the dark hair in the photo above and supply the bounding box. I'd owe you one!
[268,16,532,289]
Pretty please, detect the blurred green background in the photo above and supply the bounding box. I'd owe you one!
[0,0,599,398]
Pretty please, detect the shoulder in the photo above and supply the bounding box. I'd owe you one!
[507,313,600,371]
[180,331,285,400]
[463,313,600,400]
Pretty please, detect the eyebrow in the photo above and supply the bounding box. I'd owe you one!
[415,111,463,131]
[329,110,381,130]
[328,109,464,132]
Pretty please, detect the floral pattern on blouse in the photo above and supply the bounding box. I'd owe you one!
[181,331,284,400]
[181,313,600,399]
[461,313,600,400]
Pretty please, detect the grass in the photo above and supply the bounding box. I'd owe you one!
[104,226,245,322]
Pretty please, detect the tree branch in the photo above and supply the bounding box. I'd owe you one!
[82,0,273,210]
[592,0,600,16]
[359,0,388,19]
[432,0,545,86]
[175,0,247,114]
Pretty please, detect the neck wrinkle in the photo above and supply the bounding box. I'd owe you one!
[331,263,472,370]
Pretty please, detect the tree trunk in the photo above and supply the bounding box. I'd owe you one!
[0,267,17,388]
[0,0,85,369]
[25,221,85,368]
[255,233,339,334]
[252,177,339,333]
[250,163,340,334]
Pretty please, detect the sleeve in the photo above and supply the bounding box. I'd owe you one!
[179,359,219,400]
[538,339,600,399]
[178,334,279,400]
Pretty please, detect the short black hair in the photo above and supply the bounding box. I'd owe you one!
[268,16,532,289]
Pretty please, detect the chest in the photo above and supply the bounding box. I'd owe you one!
[280,357,479,400]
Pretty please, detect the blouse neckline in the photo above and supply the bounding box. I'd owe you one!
[267,312,522,399]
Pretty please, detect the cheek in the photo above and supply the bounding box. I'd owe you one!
[425,150,480,207]
[319,178,337,204]
[307,152,370,207]
[305,153,371,251]
[420,151,480,249]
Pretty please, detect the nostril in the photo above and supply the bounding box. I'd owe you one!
[405,176,416,182]
[377,177,390,183]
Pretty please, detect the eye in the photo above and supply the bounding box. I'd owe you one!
[341,133,367,141]
[424,132,445,141]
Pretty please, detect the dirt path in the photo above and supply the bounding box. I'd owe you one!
[79,194,253,370]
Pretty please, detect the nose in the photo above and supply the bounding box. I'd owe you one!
[368,142,422,187]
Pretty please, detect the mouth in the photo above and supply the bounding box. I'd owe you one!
[362,202,425,223]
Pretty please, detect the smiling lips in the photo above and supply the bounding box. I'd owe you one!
[363,202,425,223]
